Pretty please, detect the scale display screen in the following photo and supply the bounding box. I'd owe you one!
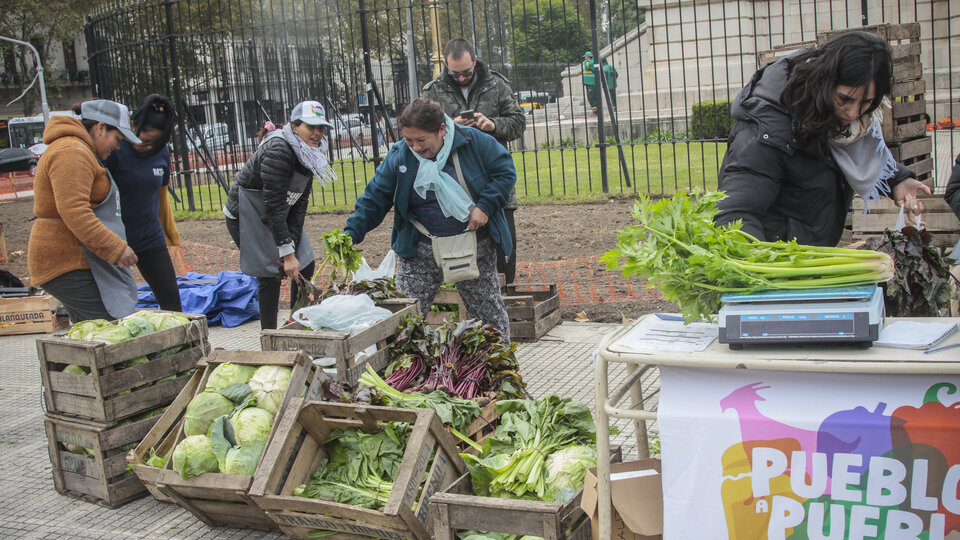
[739,313,856,338]
[730,312,869,340]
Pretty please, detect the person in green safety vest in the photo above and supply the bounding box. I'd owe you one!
[582,51,597,114]
[600,57,619,112]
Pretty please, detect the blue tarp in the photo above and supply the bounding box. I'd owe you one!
[137,271,259,327]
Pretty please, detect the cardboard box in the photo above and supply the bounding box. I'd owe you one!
[581,459,663,540]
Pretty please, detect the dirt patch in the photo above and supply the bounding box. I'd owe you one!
[1,196,677,322]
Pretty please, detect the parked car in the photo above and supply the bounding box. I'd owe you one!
[0,147,39,175]
[186,123,234,151]
[331,115,366,142]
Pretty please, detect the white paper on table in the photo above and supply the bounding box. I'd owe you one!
[616,316,718,352]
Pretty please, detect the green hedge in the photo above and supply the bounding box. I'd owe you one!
[690,100,733,140]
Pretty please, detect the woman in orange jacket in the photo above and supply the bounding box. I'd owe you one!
[28,100,142,322]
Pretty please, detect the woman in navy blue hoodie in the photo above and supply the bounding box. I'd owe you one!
[104,94,182,311]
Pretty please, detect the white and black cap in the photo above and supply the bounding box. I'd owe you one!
[290,101,334,128]
[80,99,142,144]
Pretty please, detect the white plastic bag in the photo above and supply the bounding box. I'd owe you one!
[292,294,392,333]
[351,250,398,281]
[895,204,923,231]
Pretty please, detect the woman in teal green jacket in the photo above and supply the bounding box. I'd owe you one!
[345,98,515,340]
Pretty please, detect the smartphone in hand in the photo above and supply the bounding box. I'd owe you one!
[459,109,475,120]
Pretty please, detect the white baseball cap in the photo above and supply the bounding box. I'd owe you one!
[290,101,334,128]
[80,99,142,144]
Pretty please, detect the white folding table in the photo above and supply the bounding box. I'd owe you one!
[593,315,960,540]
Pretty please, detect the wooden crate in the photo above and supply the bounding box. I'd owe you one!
[427,288,467,326]
[261,297,420,386]
[45,412,162,507]
[818,24,922,82]
[504,283,562,342]
[249,400,467,539]
[0,294,66,335]
[850,197,960,248]
[37,312,209,423]
[883,80,927,142]
[134,349,315,531]
[430,446,622,540]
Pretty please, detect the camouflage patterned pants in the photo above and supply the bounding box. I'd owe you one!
[396,235,511,342]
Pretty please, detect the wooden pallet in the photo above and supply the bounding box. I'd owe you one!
[430,446,622,540]
[249,400,466,539]
[46,412,162,508]
[888,136,934,184]
[0,294,66,335]
[503,283,562,342]
[261,298,420,387]
[37,312,209,423]
[850,197,960,249]
[133,349,315,531]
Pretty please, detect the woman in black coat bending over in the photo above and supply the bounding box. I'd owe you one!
[716,31,931,247]
[224,101,336,329]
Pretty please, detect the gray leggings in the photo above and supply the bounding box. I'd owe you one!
[396,235,510,342]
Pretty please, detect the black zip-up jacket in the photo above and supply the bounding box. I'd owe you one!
[225,136,312,251]
[715,55,914,247]
[945,152,960,220]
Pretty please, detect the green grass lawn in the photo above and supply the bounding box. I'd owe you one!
[171,141,726,219]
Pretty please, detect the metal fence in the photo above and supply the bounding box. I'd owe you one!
[85,0,959,213]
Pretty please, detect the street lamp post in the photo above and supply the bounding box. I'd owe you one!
[0,35,51,124]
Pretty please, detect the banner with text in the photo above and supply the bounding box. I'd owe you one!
[658,366,960,540]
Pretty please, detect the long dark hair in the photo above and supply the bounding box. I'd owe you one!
[781,31,892,156]
[131,94,175,156]
[398,98,445,133]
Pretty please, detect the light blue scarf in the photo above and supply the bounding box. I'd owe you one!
[411,115,473,222]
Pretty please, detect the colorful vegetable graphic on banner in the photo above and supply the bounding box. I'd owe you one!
[716,381,960,539]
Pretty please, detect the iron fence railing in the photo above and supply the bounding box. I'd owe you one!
[84,0,959,213]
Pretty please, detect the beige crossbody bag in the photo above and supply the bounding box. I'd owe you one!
[410,152,481,283]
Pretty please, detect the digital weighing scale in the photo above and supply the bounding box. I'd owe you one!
[717,284,884,349]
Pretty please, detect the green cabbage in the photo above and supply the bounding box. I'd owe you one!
[229,407,273,444]
[67,319,111,340]
[543,445,597,503]
[123,356,150,368]
[136,310,190,331]
[248,365,292,415]
[85,325,132,344]
[205,362,257,392]
[183,392,235,437]
[119,316,155,338]
[223,438,267,475]
[63,364,90,376]
[171,435,219,479]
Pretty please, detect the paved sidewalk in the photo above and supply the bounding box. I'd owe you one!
[0,318,658,539]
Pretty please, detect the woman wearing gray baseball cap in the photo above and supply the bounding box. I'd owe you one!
[223,100,337,330]
[28,99,143,322]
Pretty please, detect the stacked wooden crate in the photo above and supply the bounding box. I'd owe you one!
[38,312,210,507]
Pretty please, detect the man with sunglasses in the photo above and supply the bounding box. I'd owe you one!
[422,38,526,284]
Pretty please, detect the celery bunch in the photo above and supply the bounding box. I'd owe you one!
[601,192,894,322]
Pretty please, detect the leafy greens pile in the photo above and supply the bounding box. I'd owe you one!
[461,396,596,501]
[383,316,525,400]
[165,362,293,478]
[294,422,410,509]
[601,192,895,322]
[359,365,482,433]
[861,226,959,316]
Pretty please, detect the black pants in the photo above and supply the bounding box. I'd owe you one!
[136,244,182,312]
[496,208,518,284]
[227,217,314,330]
[40,269,112,323]
[256,261,315,330]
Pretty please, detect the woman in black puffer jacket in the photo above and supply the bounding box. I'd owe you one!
[224,101,336,329]
[716,31,931,247]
